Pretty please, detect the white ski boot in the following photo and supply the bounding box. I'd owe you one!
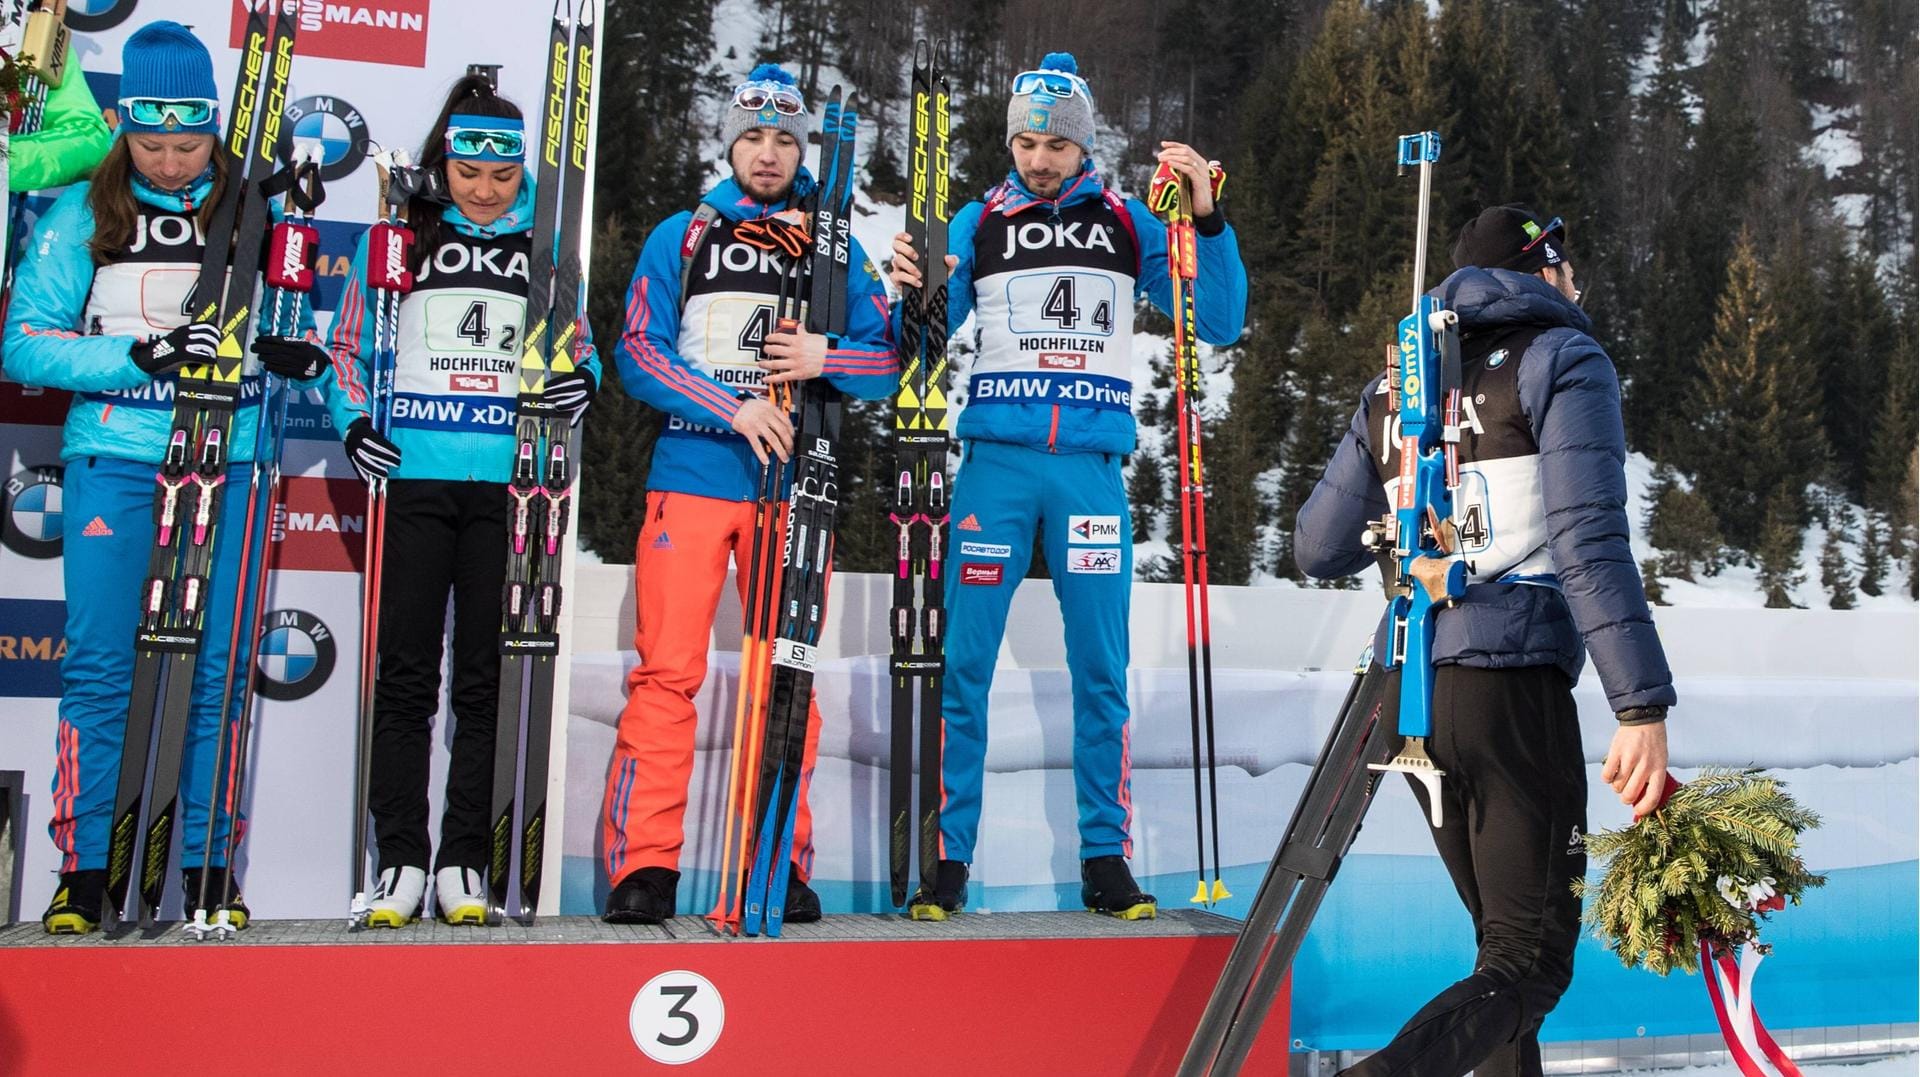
[361,866,426,928]
[435,866,488,926]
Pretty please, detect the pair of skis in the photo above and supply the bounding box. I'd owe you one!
[1178,132,1464,1074]
[889,40,951,912]
[1147,157,1231,907]
[185,151,327,939]
[486,0,597,924]
[104,0,300,930]
[709,89,857,938]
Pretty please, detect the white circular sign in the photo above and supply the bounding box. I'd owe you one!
[629,970,724,1065]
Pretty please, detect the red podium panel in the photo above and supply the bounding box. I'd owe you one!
[0,913,1289,1073]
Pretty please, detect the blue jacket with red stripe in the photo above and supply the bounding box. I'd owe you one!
[3,176,321,465]
[896,161,1247,455]
[615,174,898,502]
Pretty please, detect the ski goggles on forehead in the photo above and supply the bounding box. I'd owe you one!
[445,115,526,161]
[732,83,805,115]
[119,97,218,130]
[1011,69,1088,99]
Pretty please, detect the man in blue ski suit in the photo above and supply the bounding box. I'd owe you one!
[1296,206,1674,1075]
[3,22,329,932]
[887,52,1247,919]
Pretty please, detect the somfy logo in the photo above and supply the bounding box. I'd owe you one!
[253,609,338,701]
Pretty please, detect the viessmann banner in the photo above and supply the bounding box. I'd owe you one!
[0,0,594,920]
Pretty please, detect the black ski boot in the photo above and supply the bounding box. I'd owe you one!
[604,866,678,924]
[182,866,251,931]
[907,859,968,921]
[1082,856,1156,920]
[783,871,821,924]
[42,869,107,935]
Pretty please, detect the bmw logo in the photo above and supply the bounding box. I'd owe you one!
[1486,349,1509,369]
[253,609,337,702]
[67,0,138,32]
[282,96,372,183]
[2,465,64,559]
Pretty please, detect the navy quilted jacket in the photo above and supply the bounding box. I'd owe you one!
[1294,267,1676,713]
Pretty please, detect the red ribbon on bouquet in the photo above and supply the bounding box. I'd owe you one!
[1638,772,1803,1077]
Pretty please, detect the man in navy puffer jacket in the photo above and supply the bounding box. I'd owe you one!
[1295,206,1674,1077]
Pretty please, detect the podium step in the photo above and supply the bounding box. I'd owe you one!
[1,910,1289,1072]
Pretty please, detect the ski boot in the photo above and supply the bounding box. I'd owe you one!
[907,859,968,921]
[604,866,678,925]
[182,867,251,937]
[362,866,426,928]
[41,869,106,935]
[783,871,821,924]
[435,866,488,926]
[1082,856,1156,920]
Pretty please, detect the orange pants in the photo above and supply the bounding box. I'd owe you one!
[601,490,823,886]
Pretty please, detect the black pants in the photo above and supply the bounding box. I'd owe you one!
[369,479,507,874]
[1345,664,1588,1077]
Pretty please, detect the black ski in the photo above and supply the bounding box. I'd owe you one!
[740,89,856,938]
[488,0,595,922]
[189,151,326,938]
[891,41,952,910]
[104,0,295,930]
[1176,654,1397,1075]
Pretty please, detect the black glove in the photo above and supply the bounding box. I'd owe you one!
[131,321,221,376]
[344,417,402,481]
[542,369,597,423]
[1616,705,1668,726]
[253,335,330,381]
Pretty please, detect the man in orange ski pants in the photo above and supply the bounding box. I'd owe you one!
[598,62,898,923]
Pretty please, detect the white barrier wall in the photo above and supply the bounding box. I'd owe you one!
[561,565,1917,1048]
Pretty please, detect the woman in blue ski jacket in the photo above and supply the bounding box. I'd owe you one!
[323,74,601,928]
[3,22,329,934]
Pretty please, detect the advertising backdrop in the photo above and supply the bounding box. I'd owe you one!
[0,0,597,919]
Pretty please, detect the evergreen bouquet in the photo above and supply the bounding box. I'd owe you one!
[1575,767,1826,975]
[0,46,34,126]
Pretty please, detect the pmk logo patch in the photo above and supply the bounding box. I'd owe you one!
[1067,515,1121,545]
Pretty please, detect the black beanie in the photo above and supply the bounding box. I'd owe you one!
[1450,205,1568,273]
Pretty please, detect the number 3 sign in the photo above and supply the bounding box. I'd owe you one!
[629,971,725,1064]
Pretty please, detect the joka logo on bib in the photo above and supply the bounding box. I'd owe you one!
[1067,515,1121,544]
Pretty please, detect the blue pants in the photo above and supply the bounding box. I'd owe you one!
[940,440,1134,863]
[50,455,258,872]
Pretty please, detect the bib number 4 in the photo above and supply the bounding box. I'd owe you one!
[453,299,518,353]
